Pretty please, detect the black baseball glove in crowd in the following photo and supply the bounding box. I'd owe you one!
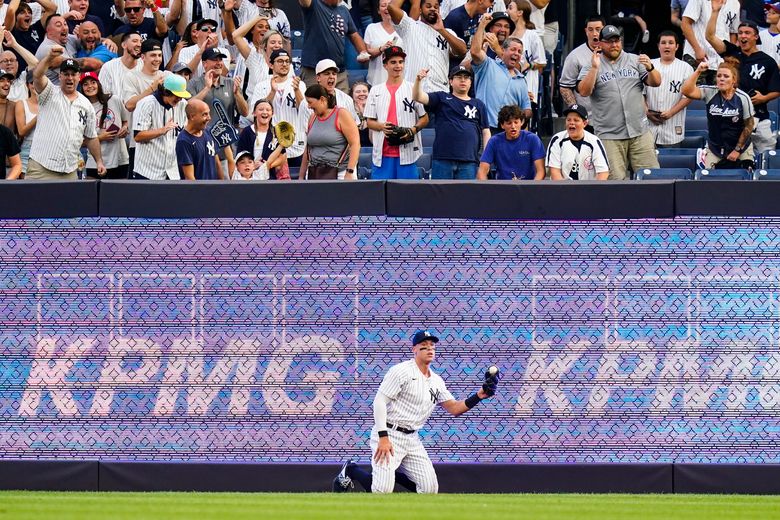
[385,125,416,146]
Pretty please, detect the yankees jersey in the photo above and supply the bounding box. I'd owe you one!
[132,93,188,180]
[394,13,462,93]
[250,76,307,158]
[176,128,219,180]
[378,359,454,432]
[720,41,780,121]
[645,58,694,145]
[235,0,291,39]
[700,85,753,156]
[364,80,426,166]
[545,130,609,181]
[519,28,546,101]
[682,0,740,70]
[759,29,780,66]
[559,43,596,112]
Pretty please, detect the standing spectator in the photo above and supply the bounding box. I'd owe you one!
[87,0,124,36]
[477,104,544,180]
[350,80,372,146]
[8,0,57,68]
[471,14,531,132]
[14,72,37,173]
[0,122,22,178]
[681,0,739,82]
[310,58,360,124]
[131,74,190,180]
[388,0,467,93]
[546,104,609,181]
[35,15,96,86]
[233,0,291,40]
[236,99,288,179]
[113,0,168,42]
[577,25,661,180]
[504,3,546,129]
[231,17,285,101]
[444,0,494,50]
[62,0,105,35]
[645,31,694,147]
[2,30,40,101]
[99,32,142,98]
[363,0,403,86]
[176,98,222,180]
[485,10,515,56]
[413,66,490,180]
[299,84,360,180]
[74,21,117,68]
[363,46,428,180]
[297,0,370,90]
[27,47,104,179]
[759,2,780,66]
[682,58,755,168]
[672,0,691,27]
[177,19,231,79]
[79,72,128,179]
[124,39,166,113]
[706,1,780,154]
[559,15,604,111]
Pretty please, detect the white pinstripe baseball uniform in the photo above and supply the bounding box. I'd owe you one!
[363,80,425,167]
[682,0,740,70]
[759,28,780,66]
[132,94,188,180]
[235,0,291,39]
[645,57,694,146]
[393,12,462,93]
[545,129,609,180]
[371,359,454,494]
[519,28,546,101]
[249,76,307,159]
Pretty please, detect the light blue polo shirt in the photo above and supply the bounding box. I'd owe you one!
[473,57,532,128]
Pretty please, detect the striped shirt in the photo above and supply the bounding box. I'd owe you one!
[132,93,188,180]
[378,359,454,432]
[235,1,291,39]
[99,58,143,97]
[394,12,462,93]
[645,58,694,146]
[546,129,609,181]
[29,79,96,173]
[682,0,740,70]
[364,79,425,166]
[250,75,307,159]
[519,28,546,101]
[759,29,780,66]
[7,71,28,102]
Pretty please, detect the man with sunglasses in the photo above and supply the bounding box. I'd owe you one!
[114,0,169,42]
[178,18,231,78]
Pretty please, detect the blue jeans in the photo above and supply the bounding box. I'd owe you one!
[430,160,477,180]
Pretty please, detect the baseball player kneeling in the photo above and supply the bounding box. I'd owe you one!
[334,329,499,493]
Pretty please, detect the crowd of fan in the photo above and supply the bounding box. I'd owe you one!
[0,0,777,181]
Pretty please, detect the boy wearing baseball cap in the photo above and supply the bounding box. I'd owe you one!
[546,104,609,181]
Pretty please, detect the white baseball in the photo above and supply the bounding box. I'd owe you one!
[488,365,498,375]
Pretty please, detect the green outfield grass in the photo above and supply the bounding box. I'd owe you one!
[2,492,780,520]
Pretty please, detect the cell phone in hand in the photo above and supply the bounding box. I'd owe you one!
[106,123,120,133]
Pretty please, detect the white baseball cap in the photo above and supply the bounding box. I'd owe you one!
[315,59,339,75]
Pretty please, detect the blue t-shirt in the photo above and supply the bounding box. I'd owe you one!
[76,44,118,63]
[176,128,219,180]
[12,21,44,69]
[426,91,488,162]
[480,130,545,180]
[301,0,357,69]
[114,19,162,41]
[90,0,124,34]
[444,6,480,50]
[473,57,531,128]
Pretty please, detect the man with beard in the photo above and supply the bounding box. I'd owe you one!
[559,15,604,111]
[74,21,117,67]
[113,0,168,42]
[484,11,514,59]
[389,0,465,93]
[34,15,101,85]
[62,0,104,34]
[99,32,142,98]
[28,47,105,179]
[577,25,661,180]
[706,0,780,154]
[7,0,57,68]
[0,30,40,101]
[471,13,531,133]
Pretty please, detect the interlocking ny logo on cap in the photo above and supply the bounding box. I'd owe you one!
[571,104,578,110]
[423,330,431,337]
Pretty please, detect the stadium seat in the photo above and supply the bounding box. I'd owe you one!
[772,111,779,133]
[753,169,780,180]
[677,135,706,148]
[657,154,697,170]
[347,69,367,87]
[417,166,429,179]
[687,98,706,111]
[420,128,435,147]
[288,166,300,180]
[657,148,699,156]
[695,168,752,180]
[359,152,373,170]
[416,153,431,175]
[763,150,780,169]
[686,109,706,118]
[636,168,693,180]
[685,117,708,132]
[291,30,304,50]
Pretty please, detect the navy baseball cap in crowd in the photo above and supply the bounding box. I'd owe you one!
[563,103,588,120]
[141,39,162,54]
[269,49,290,63]
[449,65,473,79]
[485,12,516,35]
[60,58,80,73]
[599,25,622,41]
[202,47,227,61]
[196,18,219,30]
[412,330,439,346]
[382,45,406,62]
[0,69,14,80]
[739,21,762,43]
[171,62,191,74]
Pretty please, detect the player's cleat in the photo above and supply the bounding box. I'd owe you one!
[332,459,355,492]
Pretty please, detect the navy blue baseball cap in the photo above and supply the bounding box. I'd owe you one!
[412,330,439,346]
[448,65,472,79]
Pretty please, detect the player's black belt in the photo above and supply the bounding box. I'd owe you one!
[386,422,415,434]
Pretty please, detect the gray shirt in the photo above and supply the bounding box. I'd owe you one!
[578,51,649,140]
[188,75,239,159]
[35,36,78,86]
[559,42,594,112]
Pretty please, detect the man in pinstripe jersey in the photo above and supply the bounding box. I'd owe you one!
[334,330,495,493]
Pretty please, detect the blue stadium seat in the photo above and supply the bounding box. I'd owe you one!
[416,153,431,174]
[695,168,752,180]
[771,111,779,133]
[657,154,697,170]
[420,128,435,147]
[347,69,367,87]
[687,98,706,111]
[657,148,699,156]
[291,30,304,50]
[359,151,373,169]
[685,117,708,132]
[753,169,780,180]
[677,135,706,148]
[636,168,693,180]
[763,150,780,169]
[686,109,706,118]
[288,166,300,180]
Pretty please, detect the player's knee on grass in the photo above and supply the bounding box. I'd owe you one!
[415,477,438,494]
[371,480,395,494]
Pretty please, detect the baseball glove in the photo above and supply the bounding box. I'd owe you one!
[274,121,296,149]
[482,367,500,397]
[385,124,415,146]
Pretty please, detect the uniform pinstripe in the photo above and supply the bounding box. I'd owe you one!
[394,12,461,93]
[519,28,546,101]
[759,29,780,66]
[99,58,143,97]
[682,0,740,70]
[645,58,694,145]
[249,76,307,159]
[29,80,97,173]
[371,359,453,494]
[363,80,425,166]
[132,94,188,180]
[235,0,291,39]
[545,129,609,180]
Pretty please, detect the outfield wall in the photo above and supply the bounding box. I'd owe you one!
[2,180,780,492]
